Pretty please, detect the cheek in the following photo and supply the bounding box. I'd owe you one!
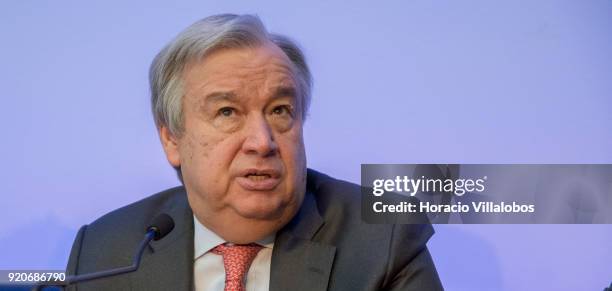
[180,131,239,177]
[180,133,210,165]
[180,131,245,206]
[209,136,244,175]
[277,129,306,179]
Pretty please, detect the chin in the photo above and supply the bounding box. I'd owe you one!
[233,195,291,220]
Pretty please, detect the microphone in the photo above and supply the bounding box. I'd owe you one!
[33,214,175,290]
[148,213,175,241]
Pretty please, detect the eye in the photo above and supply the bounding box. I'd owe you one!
[218,107,235,117]
[272,105,292,116]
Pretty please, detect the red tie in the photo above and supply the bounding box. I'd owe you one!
[211,243,263,291]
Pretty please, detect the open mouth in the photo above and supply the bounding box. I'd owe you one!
[237,169,281,191]
[246,173,272,181]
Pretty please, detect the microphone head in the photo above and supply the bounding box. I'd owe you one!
[147,213,175,240]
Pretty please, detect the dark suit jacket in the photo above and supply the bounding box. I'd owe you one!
[66,169,443,290]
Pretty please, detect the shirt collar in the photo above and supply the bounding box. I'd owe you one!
[193,215,275,260]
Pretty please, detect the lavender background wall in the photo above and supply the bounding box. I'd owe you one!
[1,1,611,290]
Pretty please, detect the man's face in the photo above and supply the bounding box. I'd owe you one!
[160,42,307,231]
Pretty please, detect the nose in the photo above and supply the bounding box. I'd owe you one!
[241,114,278,157]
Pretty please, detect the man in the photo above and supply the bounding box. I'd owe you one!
[66,14,442,290]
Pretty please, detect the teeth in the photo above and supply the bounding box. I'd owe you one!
[247,174,270,181]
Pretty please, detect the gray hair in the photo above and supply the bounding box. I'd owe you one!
[149,14,312,136]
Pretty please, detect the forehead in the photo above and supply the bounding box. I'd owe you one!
[182,43,297,96]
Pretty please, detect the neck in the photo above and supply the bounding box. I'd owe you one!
[194,209,294,244]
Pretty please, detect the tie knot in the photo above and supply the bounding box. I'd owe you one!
[211,243,263,290]
[211,242,263,258]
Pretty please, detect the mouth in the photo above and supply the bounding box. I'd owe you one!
[245,173,272,181]
[236,169,282,191]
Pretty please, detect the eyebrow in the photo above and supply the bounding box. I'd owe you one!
[203,86,297,104]
[204,92,239,104]
[271,86,297,100]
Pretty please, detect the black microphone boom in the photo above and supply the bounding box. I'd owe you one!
[34,213,175,290]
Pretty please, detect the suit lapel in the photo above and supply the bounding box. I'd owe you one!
[270,190,336,291]
[132,188,195,291]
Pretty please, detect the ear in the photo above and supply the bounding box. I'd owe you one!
[159,125,181,167]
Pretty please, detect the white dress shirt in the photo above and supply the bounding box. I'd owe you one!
[193,216,274,291]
